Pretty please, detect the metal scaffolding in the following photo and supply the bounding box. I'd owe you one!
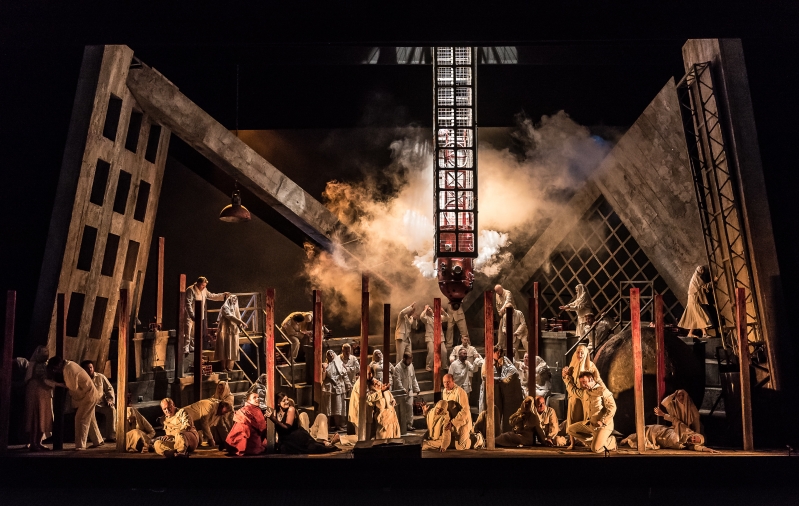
[677,62,771,387]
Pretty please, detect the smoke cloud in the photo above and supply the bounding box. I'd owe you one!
[302,111,612,328]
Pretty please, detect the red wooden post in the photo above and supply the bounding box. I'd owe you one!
[193,300,202,403]
[630,288,646,454]
[736,288,754,451]
[654,294,666,423]
[484,291,495,449]
[156,237,164,328]
[116,289,129,452]
[53,293,66,450]
[265,288,275,451]
[383,304,390,384]
[0,291,16,453]
[433,298,442,402]
[505,306,514,361]
[528,283,539,396]
[313,290,323,410]
[358,275,370,440]
[176,274,186,378]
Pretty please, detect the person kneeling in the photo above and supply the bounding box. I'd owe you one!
[226,391,267,456]
[496,396,552,447]
[153,398,199,458]
[422,400,482,452]
[562,369,617,452]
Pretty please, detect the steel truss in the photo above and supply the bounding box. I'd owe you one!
[677,62,771,387]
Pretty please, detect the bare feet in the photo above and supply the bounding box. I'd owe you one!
[330,433,341,445]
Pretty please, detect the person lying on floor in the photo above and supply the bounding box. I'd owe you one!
[620,420,718,453]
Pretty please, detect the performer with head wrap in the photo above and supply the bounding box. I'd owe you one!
[422,399,482,451]
[321,349,352,431]
[366,377,401,439]
[24,346,54,451]
[678,266,713,338]
[515,353,552,399]
[216,294,247,372]
[655,389,701,434]
[339,343,360,385]
[564,344,603,449]
[560,284,594,337]
[369,349,394,390]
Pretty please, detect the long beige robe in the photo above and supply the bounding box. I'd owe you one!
[442,385,472,433]
[367,389,401,439]
[678,267,711,330]
[661,389,701,434]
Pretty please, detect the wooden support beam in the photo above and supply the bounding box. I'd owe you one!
[654,294,665,423]
[433,298,442,403]
[358,275,370,441]
[484,291,495,450]
[630,288,646,454]
[53,293,66,451]
[176,274,186,379]
[0,291,16,453]
[265,288,275,452]
[313,290,323,409]
[156,238,164,328]
[383,304,390,383]
[528,283,539,396]
[505,306,514,359]
[737,287,754,451]
[193,300,202,403]
[115,289,129,452]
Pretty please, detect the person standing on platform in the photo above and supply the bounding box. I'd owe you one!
[559,284,593,338]
[280,311,313,362]
[498,308,528,357]
[395,303,416,364]
[369,349,394,389]
[421,304,448,372]
[339,343,360,386]
[494,285,516,316]
[184,277,229,354]
[24,346,54,451]
[678,266,713,338]
[562,370,617,452]
[564,344,602,448]
[81,360,116,442]
[479,346,522,431]
[216,294,247,372]
[393,351,420,433]
[47,357,102,451]
[321,349,352,431]
[444,302,469,352]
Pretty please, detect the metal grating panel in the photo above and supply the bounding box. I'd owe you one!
[530,195,684,328]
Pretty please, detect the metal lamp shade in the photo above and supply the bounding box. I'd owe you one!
[219,189,251,223]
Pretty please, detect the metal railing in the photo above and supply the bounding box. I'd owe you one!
[265,310,296,388]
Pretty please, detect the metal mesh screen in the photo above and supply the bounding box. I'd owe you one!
[530,195,684,327]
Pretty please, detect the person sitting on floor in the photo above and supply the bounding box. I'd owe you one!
[268,393,340,454]
[247,374,268,413]
[496,396,551,448]
[534,395,563,446]
[125,392,156,453]
[473,404,502,440]
[154,398,199,458]
[299,412,359,446]
[621,420,718,453]
[211,381,235,449]
[183,398,233,447]
[226,391,268,456]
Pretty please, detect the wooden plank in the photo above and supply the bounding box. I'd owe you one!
[193,300,202,403]
[528,282,539,396]
[115,288,129,452]
[176,274,186,379]
[358,275,369,441]
[53,293,66,451]
[265,288,275,452]
[484,291,495,450]
[505,306,514,359]
[737,287,754,451]
[630,288,646,454]
[0,291,15,453]
[433,298,442,402]
[383,304,390,380]
[654,294,666,423]
[156,237,164,327]
[313,290,322,409]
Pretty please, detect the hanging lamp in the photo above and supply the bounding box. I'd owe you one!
[219,64,251,223]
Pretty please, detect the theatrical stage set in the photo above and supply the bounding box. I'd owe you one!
[1,40,796,479]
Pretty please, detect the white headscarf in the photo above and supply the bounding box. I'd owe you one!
[570,284,592,310]
[218,294,241,323]
[661,389,700,433]
[687,266,709,303]
[25,345,49,383]
[568,344,601,384]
